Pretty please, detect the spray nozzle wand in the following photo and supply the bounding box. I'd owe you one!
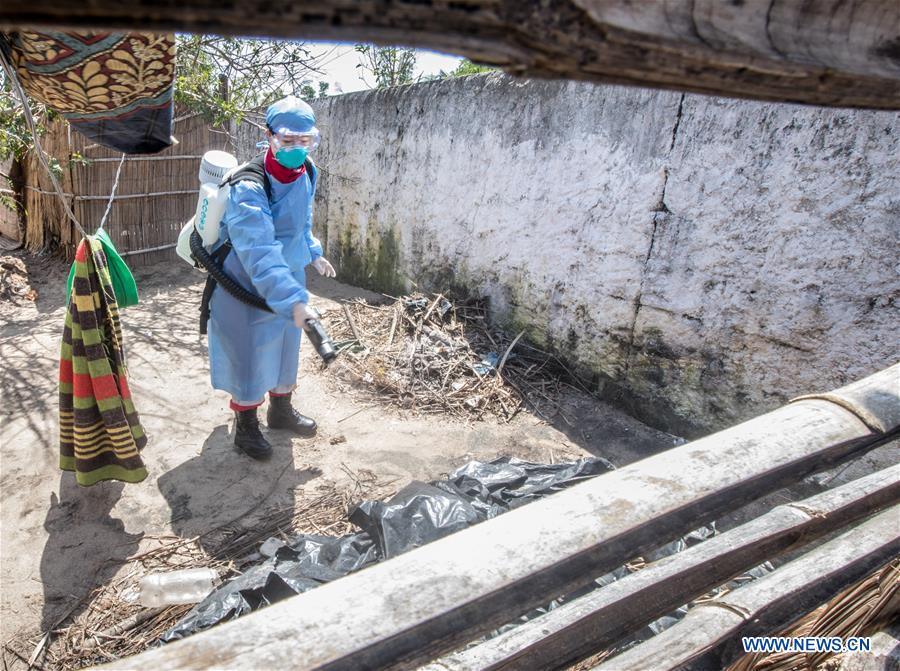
[303,307,337,364]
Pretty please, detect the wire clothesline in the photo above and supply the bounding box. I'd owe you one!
[20,185,199,201]
[98,153,126,231]
[0,47,126,241]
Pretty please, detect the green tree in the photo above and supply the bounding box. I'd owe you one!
[175,35,325,125]
[0,69,61,214]
[421,58,497,83]
[448,59,496,77]
[0,70,51,163]
[354,44,417,89]
[299,80,331,102]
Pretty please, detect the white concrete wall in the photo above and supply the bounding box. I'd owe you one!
[301,73,898,435]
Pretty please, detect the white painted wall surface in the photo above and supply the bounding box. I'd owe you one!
[292,73,898,435]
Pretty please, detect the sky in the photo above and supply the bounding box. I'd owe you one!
[305,43,463,94]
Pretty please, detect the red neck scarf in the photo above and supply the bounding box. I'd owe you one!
[264,147,306,184]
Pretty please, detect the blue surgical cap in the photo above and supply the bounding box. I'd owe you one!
[265,96,316,134]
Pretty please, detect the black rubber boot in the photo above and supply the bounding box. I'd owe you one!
[234,408,273,460]
[267,394,317,436]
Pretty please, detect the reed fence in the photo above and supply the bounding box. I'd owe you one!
[19,111,233,266]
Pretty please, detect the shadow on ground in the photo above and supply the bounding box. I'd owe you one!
[157,424,322,558]
[39,474,143,631]
[545,388,682,466]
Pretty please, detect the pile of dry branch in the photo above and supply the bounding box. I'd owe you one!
[324,293,587,422]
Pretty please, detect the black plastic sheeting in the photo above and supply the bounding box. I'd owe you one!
[351,457,614,558]
[162,456,615,642]
[161,533,380,639]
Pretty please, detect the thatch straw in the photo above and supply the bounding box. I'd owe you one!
[21,117,75,254]
[726,559,899,671]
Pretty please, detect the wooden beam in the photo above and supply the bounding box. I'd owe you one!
[1,1,899,109]
[426,465,900,671]
[573,0,900,79]
[792,364,900,433]
[100,365,898,671]
[593,507,900,671]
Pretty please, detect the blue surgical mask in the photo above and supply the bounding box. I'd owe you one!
[274,146,308,169]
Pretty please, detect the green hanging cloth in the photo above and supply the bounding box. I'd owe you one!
[66,229,139,308]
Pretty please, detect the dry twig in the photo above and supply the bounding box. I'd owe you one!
[324,294,579,423]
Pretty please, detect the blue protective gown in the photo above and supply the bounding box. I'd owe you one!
[207,162,321,403]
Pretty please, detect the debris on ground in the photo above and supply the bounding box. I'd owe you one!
[154,456,765,660]
[0,255,38,303]
[324,293,591,422]
[36,474,394,671]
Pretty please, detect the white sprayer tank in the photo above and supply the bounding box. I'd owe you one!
[198,150,238,185]
[194,151,238,246]
[176,150,238,264]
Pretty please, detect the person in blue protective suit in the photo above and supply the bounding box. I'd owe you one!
[207,96,337,460]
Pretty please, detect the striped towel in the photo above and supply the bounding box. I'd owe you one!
[59,237,147,486]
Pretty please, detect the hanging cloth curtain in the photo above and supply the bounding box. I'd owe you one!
[59,237,148,486]
[2,30,176,154]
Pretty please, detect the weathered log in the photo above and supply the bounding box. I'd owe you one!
[426,465,900,671]
[792,364,900,433]
[1,1,899,109]
[99,365,898,670]
[593,507,900,671]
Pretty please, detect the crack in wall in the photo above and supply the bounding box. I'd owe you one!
[623,211,661,378]
[623,96,684,378]
[669,93,686,153]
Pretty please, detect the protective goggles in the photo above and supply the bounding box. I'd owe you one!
[270,127,320,152]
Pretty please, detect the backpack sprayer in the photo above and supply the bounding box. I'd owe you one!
[178,151,338,364]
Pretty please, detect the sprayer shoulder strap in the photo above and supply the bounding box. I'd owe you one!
[223,152,271,200]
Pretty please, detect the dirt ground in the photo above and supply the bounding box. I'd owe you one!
[0,250,681,665]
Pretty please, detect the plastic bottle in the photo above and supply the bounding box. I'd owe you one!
[137,568,218,607]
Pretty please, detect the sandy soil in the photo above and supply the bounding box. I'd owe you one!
[0,251,679,663]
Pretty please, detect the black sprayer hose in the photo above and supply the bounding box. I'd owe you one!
[190,229,273,313]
